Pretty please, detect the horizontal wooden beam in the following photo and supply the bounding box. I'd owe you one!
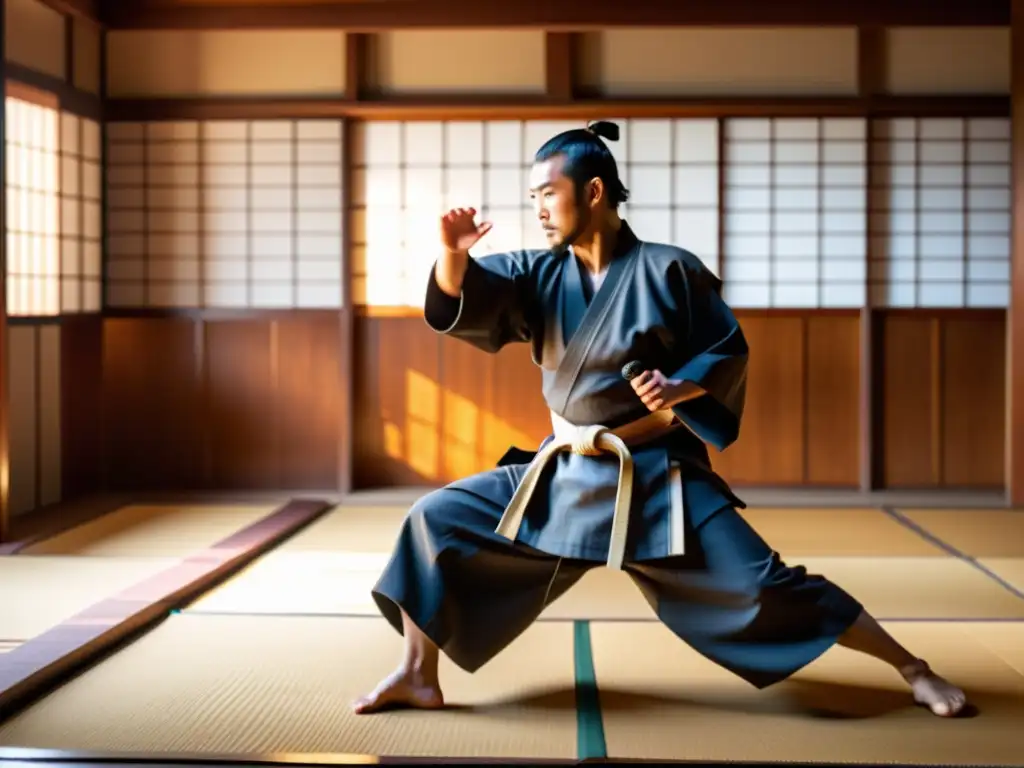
[99,0,1009,30]
[104,94,1010,122]
[39,0,99,23]
[4,62,103,120]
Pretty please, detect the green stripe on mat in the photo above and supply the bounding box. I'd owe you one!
[573,620,607,760]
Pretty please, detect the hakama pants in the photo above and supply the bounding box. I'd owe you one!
[371,469,864,689]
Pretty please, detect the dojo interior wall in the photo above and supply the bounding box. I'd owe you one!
[96,25,1010,492]
[3,13,1015,510]
[3,0,103,518]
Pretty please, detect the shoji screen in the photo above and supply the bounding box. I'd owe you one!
[868,117,1012,308]
[721,118,868,308]
[59,112,102,312]
[5,92,60,316]
[619,119,720,277]
[350,118,721,307]
[105,119,345,309]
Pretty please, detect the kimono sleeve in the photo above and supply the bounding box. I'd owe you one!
[423,251,535,354]
[668,262,749,452]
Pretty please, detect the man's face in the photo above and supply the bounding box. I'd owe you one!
[528,155,588,253]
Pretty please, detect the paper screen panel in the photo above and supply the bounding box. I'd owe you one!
[105,119,344,309]
[351,118,720,307]
[5,94,61,317]
[721,117,868,309]
[868,117,1011,308]
[58,112,103,313]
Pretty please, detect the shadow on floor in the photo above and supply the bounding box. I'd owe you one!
[465,679,995,720]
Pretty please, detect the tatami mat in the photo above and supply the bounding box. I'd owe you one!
[895,509,1024,558]
[189,548,1023,623]
[277,505,942,559]
[963,623,1024,678]
[795,556,1024,619]
[0,555,177,641]
[185,551,389,615]
[978,558,1024,596]
[187,552,657,621]
[20,504,279,557]
[590,621,1024,765]
[0,613,578,759]
[739,507,944,556]
[218,503,948,563]
[266,505,408,553]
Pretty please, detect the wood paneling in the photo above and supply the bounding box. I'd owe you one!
[104,30,348,98]
[712,312,862,488]
[63,307,1007,494]
[884,28,1010,95]
[100,312,345,491]
[351,315,550,489]
[576,29,859,97]
[806,315,863,485]
[351,311,863,490]
[60,315,102,498]
[880,310,1006,490]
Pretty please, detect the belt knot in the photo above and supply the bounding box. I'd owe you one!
[569,425,607,456]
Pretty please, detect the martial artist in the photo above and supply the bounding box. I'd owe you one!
[353,121,967,719]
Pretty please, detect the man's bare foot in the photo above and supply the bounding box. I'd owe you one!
[353,667,445,715]
[901,659,967,717]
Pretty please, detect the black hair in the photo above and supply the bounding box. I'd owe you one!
[533,120,630,208]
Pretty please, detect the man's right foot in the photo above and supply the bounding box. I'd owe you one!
[352,667,445,714]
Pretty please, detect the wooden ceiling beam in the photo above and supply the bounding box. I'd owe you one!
[38,0,100,23]
[98,0,1009,31]
[103,94,1010,123]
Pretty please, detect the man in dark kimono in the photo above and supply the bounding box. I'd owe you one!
[354,121,966,718]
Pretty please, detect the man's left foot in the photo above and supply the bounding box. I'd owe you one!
[901,659,967,717]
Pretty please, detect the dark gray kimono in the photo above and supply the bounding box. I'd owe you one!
[423,221,746,563]
[371,221,863,687]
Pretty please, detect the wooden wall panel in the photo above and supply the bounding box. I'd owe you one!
[100,312,344,491]
[205,320,277,488]
[713,314,808,485]
[105,30,347,97]
[5,322,76,518]
[577,28,859,97]
[351,315,441,487]
[805,315,862,485]
[7,326,40,516]
[37,324,62,506]
[710,312,862,488]
[277,316,344,490]
[884,28,1011,95]
[71,16,101,95]
[60,315,103,498]
[880,310,1005,489]
[370,30,546,95]
[84,310,1007,494]
[351,315,553,490]
[4,0,66,80]
[102,317,204,489]
[942,315,1006,487]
